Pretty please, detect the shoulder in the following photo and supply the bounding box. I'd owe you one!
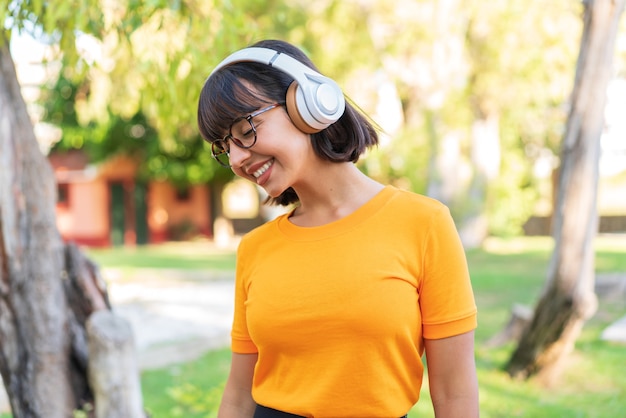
[380,187,461,244]
[385,186,450,219]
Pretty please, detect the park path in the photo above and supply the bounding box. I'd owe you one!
[105,267,235,370]
[596,272,626,343]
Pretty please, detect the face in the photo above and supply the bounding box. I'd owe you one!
[222,103,315,198]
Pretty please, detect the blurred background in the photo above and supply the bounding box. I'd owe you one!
[9,0,626,249]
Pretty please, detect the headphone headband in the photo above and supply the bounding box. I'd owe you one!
[210,47,345,133]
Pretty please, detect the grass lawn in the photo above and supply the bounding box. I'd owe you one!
[85,240,238,273]
[138,235,626,418]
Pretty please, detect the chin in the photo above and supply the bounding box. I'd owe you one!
[262,184,291,200]
[265,188,284,198]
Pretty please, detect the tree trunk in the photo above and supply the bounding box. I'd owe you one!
[87,311,144,418]
[0,34,138,417]
[506,0,625,383]
[0,33,75,417]
[458,113,501,248]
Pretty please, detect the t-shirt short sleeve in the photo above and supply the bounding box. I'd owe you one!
[419,205,477,339]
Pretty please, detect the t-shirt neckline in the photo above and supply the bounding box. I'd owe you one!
[276,185,396,241]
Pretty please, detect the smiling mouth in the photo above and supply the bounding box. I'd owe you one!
[253,160,273,178]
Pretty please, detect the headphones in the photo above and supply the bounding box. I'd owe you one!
[211,47,346,134]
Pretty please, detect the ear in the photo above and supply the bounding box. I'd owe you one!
[286,82,322,134]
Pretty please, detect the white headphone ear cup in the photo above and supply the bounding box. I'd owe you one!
[286,82,322,134]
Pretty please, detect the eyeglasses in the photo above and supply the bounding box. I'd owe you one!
[211,103,282,167]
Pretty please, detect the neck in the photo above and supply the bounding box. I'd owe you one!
[289,162,384,227]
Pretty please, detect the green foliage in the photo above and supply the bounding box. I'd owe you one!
[41,68,227,187]
[85,241,238,271]
[487,149,540,237]
[11,0,321,187]
[455,0,581,235]
[362,124,431,194]
[5,0,621,229]
[165,383,223,417]
[1,0,104,66]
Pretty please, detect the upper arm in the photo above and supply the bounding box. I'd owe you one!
[218,352,258,418]
[424,331,479,418]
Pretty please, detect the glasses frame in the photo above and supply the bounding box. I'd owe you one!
[211,103,283,167]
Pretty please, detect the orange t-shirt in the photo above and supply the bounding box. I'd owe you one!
[231,186,477,417]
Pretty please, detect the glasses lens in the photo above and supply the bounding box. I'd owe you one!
[212,141,230,167]
[229,117,256,148]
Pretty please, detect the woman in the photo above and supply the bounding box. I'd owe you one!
[197,39,479,418]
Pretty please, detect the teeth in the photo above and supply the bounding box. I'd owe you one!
[253,161,273,178]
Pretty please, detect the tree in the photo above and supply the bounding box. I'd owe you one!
[1,16,146,418]
[506,0,625,383]
[0,30,77,416]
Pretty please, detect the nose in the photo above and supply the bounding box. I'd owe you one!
[228,144,251,169]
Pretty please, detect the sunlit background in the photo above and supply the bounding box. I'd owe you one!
[8,1,626,251]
